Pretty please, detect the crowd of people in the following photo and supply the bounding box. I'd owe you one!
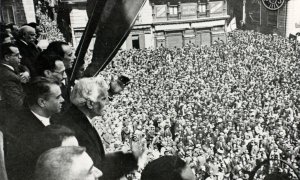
[0,20,300,180]
[96,30,300,179]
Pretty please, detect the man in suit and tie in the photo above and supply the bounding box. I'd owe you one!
[15,25,41,75]
[46,41,76,108]
[3,77,64,180]
[57,77,144,180]
[34,50,70,111]
[0,43,25,112]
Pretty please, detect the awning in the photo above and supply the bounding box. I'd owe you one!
[191,20,225,28]
[156,36,165,40]
[60,0,87,4]
[211,31,225,35]
[155,23,190,31]
[183,34,195,38]
[132,25,152,30]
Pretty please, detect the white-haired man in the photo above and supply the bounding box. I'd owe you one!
[56,77,143,180]
[15,25,41,75]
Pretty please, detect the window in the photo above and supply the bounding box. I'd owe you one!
[198,3,206,14]
[169,6,178,16]
[248,0,260,24]
[1,6,15,23]
[155,5,167,18]
[267,10,277,27]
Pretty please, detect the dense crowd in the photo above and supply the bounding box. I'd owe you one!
[94,30,300,179]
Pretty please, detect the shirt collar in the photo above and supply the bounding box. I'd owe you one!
[20,39,28,45]
[31,110,50,126]
[2,63,14,71]
[86,115,93,124]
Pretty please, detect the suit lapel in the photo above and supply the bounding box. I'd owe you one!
[18,110,45,136]
[72,107,105,156]
[0,64,19,76]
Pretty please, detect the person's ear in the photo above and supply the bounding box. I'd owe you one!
[22,32,27,39]
[44,70,52,77]
[4,54,11,62]
[86,100,94,109]
[37,97,46,108]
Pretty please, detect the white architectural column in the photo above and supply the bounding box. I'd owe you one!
[22,0,36,22]
[286,0,300,37]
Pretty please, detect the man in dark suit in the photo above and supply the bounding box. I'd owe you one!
[15,25,41,75]
[56,77,144,180]
[0,43,25,112]
[34,50,70,111]
[3,77,64,180]
[46,41,76,108]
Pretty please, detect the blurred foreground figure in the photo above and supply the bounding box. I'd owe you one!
[141,156,195,180]
[34,146,102,180]
[0,130,8,180]
[56,77,144,180]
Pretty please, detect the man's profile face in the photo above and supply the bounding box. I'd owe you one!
[90,89,109,116]
[62,44,75,69]
[23,27,36,43]
[43,84,64,116]
[71,152,102,180]
[48,60,67,84]
[6,46,21,68]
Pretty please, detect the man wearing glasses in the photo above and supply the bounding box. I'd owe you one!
[34,50,67,86]
[34,50,70,111]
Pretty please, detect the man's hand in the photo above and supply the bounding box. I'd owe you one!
[131,140,145,160]
[20,72,30,83]
[110,79,124,95]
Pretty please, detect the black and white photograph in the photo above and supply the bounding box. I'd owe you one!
[0,0,300,179]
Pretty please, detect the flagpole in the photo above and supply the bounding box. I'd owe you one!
[69,0,107,86]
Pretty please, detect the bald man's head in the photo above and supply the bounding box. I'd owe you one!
[19,25,36,43]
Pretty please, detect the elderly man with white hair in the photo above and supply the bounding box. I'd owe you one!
[15,25,41,75]
[56,77,143,180]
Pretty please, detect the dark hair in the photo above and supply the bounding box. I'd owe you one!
[27,22,38,29]
[34,50,63,77]
[46,41,69,58]
[0,32,11,43]
[0,42,17,60]
[141,156,187,180]
[25,77,59,106]
[0,23,7,33]
[33,125,76,156]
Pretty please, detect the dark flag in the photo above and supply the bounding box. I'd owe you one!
[70,0,146,83]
